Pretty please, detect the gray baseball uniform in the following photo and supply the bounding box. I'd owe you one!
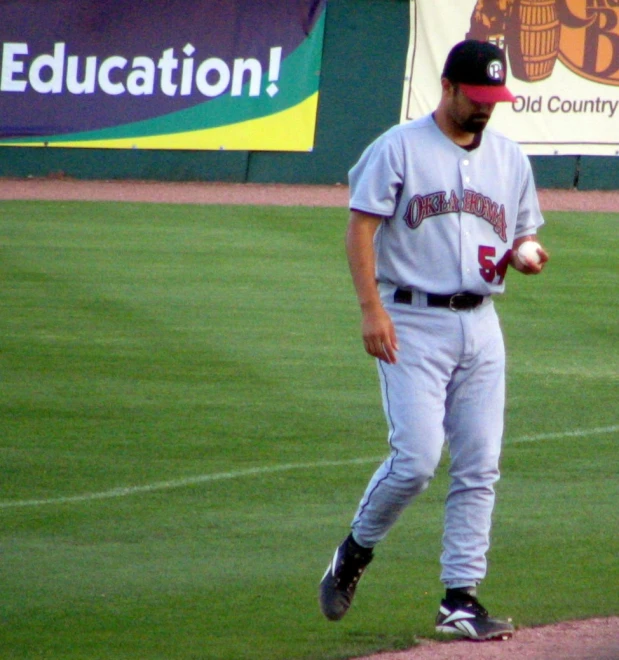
[348,112,544,587]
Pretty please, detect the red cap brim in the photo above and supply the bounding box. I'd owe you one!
[460,83,516,104]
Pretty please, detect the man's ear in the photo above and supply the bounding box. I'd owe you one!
[441,77,454,95]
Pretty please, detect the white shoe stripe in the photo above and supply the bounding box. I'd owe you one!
[331,548,340,576]
[321,547,340,581]
[456,620,479,638]
[443,609,476,624]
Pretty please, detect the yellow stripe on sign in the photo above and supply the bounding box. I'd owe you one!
[30,93,320,151]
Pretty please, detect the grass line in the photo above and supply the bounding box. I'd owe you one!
[2,425,616,510]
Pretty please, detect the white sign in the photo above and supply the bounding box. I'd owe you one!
[402,0,619,156]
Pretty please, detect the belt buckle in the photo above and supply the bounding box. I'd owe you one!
[448,293,469,311]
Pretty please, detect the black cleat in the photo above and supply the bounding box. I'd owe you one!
[435,592,514,641]
[319,534,373,621]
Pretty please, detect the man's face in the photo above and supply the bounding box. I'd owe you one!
[447,83,496,134]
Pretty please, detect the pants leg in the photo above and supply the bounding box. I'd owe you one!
[441,303,505,587]
[351,305,462,547]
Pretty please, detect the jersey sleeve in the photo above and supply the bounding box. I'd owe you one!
[348,128,404,217]
[514,153,545,239]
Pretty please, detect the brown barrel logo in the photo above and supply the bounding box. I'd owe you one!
[557,0,619,85]
[467,0,619,85]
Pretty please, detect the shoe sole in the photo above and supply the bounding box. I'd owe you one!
[436,624,514,641]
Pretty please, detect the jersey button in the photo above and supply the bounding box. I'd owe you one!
[463,159,469,166]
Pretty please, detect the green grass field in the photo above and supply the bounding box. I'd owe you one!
[1,201,617,660]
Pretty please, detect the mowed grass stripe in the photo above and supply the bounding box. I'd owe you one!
[0,425,616,509]
[1,202,617,660]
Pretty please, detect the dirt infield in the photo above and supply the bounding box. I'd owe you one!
[0,177,618,212]
[354,618,619,660]
[2,176,617,659]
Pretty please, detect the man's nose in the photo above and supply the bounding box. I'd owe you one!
[474,101,495,113]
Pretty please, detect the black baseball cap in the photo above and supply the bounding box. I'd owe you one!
[442,40,515,103]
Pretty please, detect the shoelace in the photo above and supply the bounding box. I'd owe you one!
[335,552,370,592]
[456,597,489,618]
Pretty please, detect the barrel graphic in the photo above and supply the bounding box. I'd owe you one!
[507,0,561,81]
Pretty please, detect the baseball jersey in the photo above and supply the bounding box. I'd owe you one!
[348,113,544,296]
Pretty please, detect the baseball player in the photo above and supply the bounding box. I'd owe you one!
[319,40,549,640]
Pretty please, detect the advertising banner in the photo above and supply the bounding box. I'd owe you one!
[0,1,326,151]
[402,1,619,155]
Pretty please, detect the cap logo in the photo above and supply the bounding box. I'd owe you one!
[487,59,504,82]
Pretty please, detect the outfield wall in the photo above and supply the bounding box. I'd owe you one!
[0,0,617,190]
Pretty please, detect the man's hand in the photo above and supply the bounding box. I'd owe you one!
[361,302,399,364]
[346,210,399,363]
[510,236,549,275]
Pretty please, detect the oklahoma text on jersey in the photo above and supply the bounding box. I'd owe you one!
[403,189,508,243]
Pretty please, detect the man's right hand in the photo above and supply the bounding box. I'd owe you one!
[361,302,399,364]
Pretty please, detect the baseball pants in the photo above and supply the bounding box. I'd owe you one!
[351,293,505,587]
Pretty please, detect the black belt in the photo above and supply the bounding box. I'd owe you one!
[394,288,485,311]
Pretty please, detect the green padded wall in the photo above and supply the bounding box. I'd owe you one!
[0,0,616,190]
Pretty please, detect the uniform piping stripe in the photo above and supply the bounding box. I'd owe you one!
[352,359,399,526]
[1,425,616,509]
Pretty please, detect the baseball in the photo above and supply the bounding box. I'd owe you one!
[517,241,542,266]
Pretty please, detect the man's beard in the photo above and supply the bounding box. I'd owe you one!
[460,114,490,134]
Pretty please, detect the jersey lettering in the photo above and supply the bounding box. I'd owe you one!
[404,190,460,229]
[403,188,507,242]
[462,190,507,242]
